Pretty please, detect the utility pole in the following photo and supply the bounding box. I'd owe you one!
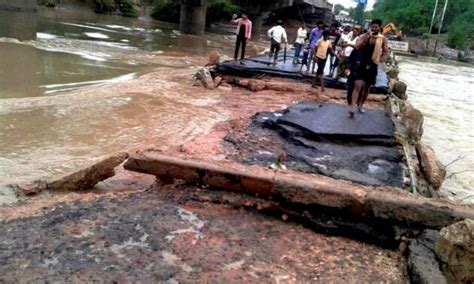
[429,0,439,35]
[434,0,449,54]
[427,0,439,49]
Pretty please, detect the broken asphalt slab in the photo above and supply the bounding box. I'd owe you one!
[276,102,395,139]
[230,102,404,187]
[217,55,389,94]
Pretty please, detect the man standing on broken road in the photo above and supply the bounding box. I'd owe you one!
[231,11,252,65]
[267,20,288,66]
[345,19,389,118]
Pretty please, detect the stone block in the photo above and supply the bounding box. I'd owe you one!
[416,143,446,189]
[407,230,447,284]
[12,180,48,196]
[48,152,128,191]
[248,80,266,92]
[435,219,474,282]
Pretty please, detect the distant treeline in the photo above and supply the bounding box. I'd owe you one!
[150,0,240,26]
[370,0,473,50]
[38,0,241,23]
[38,0,140,17]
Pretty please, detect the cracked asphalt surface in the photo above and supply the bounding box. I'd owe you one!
[0,184,406,282]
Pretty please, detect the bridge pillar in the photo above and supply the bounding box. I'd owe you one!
[250,14,264,40]
[179,0,208,36]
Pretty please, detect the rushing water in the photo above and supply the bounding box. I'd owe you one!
[0,8,234,204]
[398,57,474,204]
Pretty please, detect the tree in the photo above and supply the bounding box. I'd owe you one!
[334,4,345,15]
[152,0,240,25]
[371,0,473,36]
[349,3,366,24]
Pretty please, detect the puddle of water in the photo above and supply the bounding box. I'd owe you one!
[398,57,474,203]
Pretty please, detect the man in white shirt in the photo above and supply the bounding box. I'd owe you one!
[267,20,288,65]
[293,23,307,64]
[340,25,353,44]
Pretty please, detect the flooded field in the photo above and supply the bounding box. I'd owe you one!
[398,57,474,204]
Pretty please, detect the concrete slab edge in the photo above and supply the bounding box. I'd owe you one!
[124,152,474,229]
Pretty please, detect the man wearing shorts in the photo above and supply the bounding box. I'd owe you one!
[312,31,335,93]
[346,19,389,117]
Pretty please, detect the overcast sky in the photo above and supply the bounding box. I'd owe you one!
[327,0,376,10]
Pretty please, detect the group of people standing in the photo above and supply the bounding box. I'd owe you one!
[231,12,389,118]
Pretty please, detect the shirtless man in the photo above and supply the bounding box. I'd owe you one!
[346,19,389,118]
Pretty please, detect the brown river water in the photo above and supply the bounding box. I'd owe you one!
[0,9,472,205]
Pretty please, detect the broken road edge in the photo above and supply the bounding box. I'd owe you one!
[123,151,473,230]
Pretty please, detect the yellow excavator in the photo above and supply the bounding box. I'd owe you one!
[383,23,404,41]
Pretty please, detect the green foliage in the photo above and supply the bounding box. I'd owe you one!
[334,4,345,15]
[88,0,115,14]
[116,0,138,17]
[151,0,240,24]
[447,6,474,50]
[448,26,467,50]
[349,3,366,25]
[151,0,180,23]
[87,0,138,17]
[207,0,239,23]
[372,0,474,43]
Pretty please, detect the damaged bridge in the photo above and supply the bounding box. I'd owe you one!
[178,0,332,36]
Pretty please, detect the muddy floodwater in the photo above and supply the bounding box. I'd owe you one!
[0,8,472,205]
[0,8,236,204]
[398,57,474,204]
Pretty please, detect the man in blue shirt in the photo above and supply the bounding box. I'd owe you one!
[308,20,324,73]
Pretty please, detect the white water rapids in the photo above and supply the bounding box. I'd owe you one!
[399,57,474,204]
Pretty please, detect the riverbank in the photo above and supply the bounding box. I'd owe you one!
[406,36,473,63]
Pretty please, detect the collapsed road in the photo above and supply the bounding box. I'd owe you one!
[230,102,405,187]
[2,54,473,283]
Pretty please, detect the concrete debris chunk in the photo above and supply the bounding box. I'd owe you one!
[248,79,266,92]
[416,143,446,189]
[407,230,448,284]
[193,68,214,89]
[435,219,474,282]
[48,152,129,191]
[392,81,408,100]
[12,180,48,197]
